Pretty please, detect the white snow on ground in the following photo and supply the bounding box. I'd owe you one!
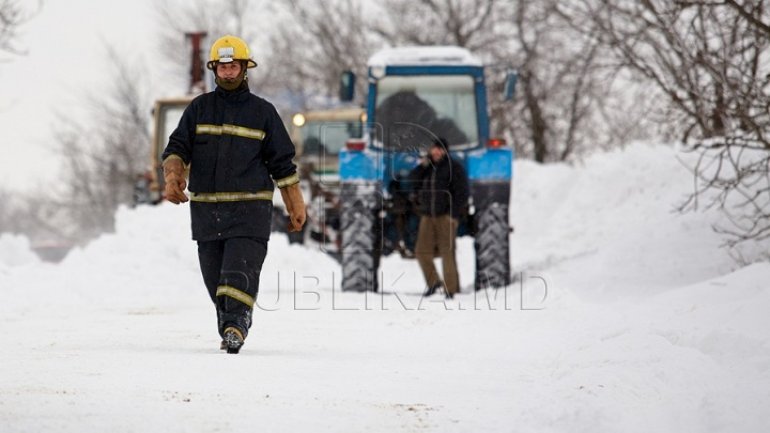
[0,234,40,270]
[1,142,769,432]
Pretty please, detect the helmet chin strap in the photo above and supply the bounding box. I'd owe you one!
[215,69,247,91]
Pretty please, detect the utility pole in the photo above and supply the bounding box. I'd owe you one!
[185,32,208,94]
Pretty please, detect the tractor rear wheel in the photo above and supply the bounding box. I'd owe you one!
[474,203,511,290]
[340,185,380,292]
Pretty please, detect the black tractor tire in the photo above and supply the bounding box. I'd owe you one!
[271,207,305,244]
[340,186,380,292]
[287,224,305,244]
[474,203,511,290]
[271,210,288,233]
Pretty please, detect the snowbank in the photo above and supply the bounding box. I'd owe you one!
[0,233,40,269]
[512,142,766,301]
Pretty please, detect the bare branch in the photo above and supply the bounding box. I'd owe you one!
[0,0,40,59]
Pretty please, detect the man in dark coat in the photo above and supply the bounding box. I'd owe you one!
[162,35,306,353]
[409,137,469,298]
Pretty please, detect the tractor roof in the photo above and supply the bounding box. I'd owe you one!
[367,46,482,68]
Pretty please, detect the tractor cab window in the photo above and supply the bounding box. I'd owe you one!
[374,75,478,152]
[301,120,362,156]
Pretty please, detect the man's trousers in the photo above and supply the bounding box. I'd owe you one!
[197,237,267,338]
[414,215,459,295]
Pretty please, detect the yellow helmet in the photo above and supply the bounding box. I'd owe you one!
[207,35,257,70]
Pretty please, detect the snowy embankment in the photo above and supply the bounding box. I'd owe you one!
[0,143,768,433]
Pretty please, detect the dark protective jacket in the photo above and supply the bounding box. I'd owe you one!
[409,154,469,219]
[162,84,298,241]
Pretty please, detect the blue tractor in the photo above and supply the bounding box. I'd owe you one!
[337,46,517,292]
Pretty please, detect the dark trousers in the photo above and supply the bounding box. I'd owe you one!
[415,215,459,295]
[197,237,268,338]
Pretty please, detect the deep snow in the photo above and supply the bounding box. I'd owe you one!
[1,143,769,432]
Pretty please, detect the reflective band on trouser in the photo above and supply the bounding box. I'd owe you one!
[275,173,300,188]
[216,285,255,308]
[196,124,266,140]
[189,191,273,203]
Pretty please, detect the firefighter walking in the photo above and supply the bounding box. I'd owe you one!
[162,35,306,353]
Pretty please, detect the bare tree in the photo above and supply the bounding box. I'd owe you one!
[0,1,54,243]
[0,0,39,60]
[0,186,71,245]
[583,0,770,244]
[369,0,509,53]
[50,46,151,242]
[264,0,374,108]
[510,0,649,162]
[0,187,20,233]
[268,0,514,109]
[367,0,622,162]
[153,0,260,93]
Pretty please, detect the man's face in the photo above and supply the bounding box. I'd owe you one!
[216,61,243,80]
[429,145,446,162]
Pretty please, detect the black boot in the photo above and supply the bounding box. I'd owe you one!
[423,282,443,297]
[223,326,245,354]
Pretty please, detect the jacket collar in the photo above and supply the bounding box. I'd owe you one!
[215,82,250,102]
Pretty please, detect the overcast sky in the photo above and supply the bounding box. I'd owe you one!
[0,0,159,192]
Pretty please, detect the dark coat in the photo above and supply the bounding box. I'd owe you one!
[409,154,469,219]
[162,84,297,241]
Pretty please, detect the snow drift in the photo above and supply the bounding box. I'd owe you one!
[0,234,40,269]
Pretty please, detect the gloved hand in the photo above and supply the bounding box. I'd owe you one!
[280,182,306,232]
[163,156,189,204]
